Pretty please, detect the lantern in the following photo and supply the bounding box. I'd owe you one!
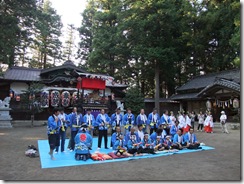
[233,98,239,109]
[206,100,212,110]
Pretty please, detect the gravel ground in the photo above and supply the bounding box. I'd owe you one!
[0,124,241,181]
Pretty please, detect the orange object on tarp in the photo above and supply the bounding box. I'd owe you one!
[81,78,105,90]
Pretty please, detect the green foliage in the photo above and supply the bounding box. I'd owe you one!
[124,87,145,114]
[63,24,76,61]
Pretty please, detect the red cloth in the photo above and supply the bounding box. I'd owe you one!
[205,125,213,133]
[81,78,105,90]
[183,125,191,134]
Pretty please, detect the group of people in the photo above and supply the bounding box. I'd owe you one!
[47,107,212,160]
[46,106,229,160]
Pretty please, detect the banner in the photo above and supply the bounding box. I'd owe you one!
[81,78,106,90]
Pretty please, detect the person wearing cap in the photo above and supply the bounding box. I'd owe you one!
[170,120,179,138]
[141,132,155,154]
[127,133,143,156]
[69,107,83,151]
[95,109,111,149]
[83,108,96,136]
[148,108,161,135]
[111,126,122,148]
[153,135,165,151]
[136,109,148,132]
[123,108,135,134]
[197,111,205,132]
[184,128,201,149]
[220,111,229,134]
[172,128,188,150]
[125,126,139,146]
[47,108,61,160]
[160,110,172,135]
[204,111,214,133]
[113,133,133,157]
[74,125,93,161]
[56,108,70,153]
[163,135,173,150]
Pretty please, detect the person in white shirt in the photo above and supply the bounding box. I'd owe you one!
[220,111,229,134]
[137,124,145,142]
[197,111,205,132]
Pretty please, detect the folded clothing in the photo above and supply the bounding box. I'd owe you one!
[91,153,112,161]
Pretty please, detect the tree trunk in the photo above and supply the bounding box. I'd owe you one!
[154,60,160,112]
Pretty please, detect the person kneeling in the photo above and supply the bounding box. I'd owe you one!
[153,136,165,151]
[141,132,155,154]
[74,125,93,161]
[184,128,201,149]
[163,135,174,150]
[113,133,133,157]
[127,133,143,156]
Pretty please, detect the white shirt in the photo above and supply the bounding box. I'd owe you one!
[140,114,147,123]
[220,114,227,123]
[86,114,92,125]
[137,130,144,141]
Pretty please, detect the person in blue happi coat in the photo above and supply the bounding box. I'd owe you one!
[127,133,143,156]
[123,108,135,134]
[113,133,133,157]
[56,108,70,153]
[172,128,188,150]
[184,128,201,149]
[74,125,93,161]
[136,109,148,132]
[125,126,139,146]
[69,108,83,151]
[160,110,172,135]
[110,108,123,146]
[83,108,96,136]
[153,135,165,151]
[95,109,110,149]
[47,108,61,160]
[170,120,180,138]
[141,132,155,154]
[148,108,161,135]
[111,126,122,148]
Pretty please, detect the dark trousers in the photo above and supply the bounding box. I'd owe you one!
[48,134,60,150]
[128,147,143,154]
[191,121,195,130]
[187,143,200,149]
[55,130,66,152]
[164,127,170,135]
[150,126,157,135]
[172,142,187,150]
[142,148,155,154]
[98,129,108,148]
[71,130,78,150]
[197,124,203,130]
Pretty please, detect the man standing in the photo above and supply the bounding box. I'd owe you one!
[47,108,61,160]
[110,108,123,135]
[95,109,110,149]
[160,110,171,135]
[56,108,69,153]
[136,109,148,132]
[83,108,96,136]
[220,111,229,134]
[69,108,83,151]
[123,108,135,134]
[148,108,160,135]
